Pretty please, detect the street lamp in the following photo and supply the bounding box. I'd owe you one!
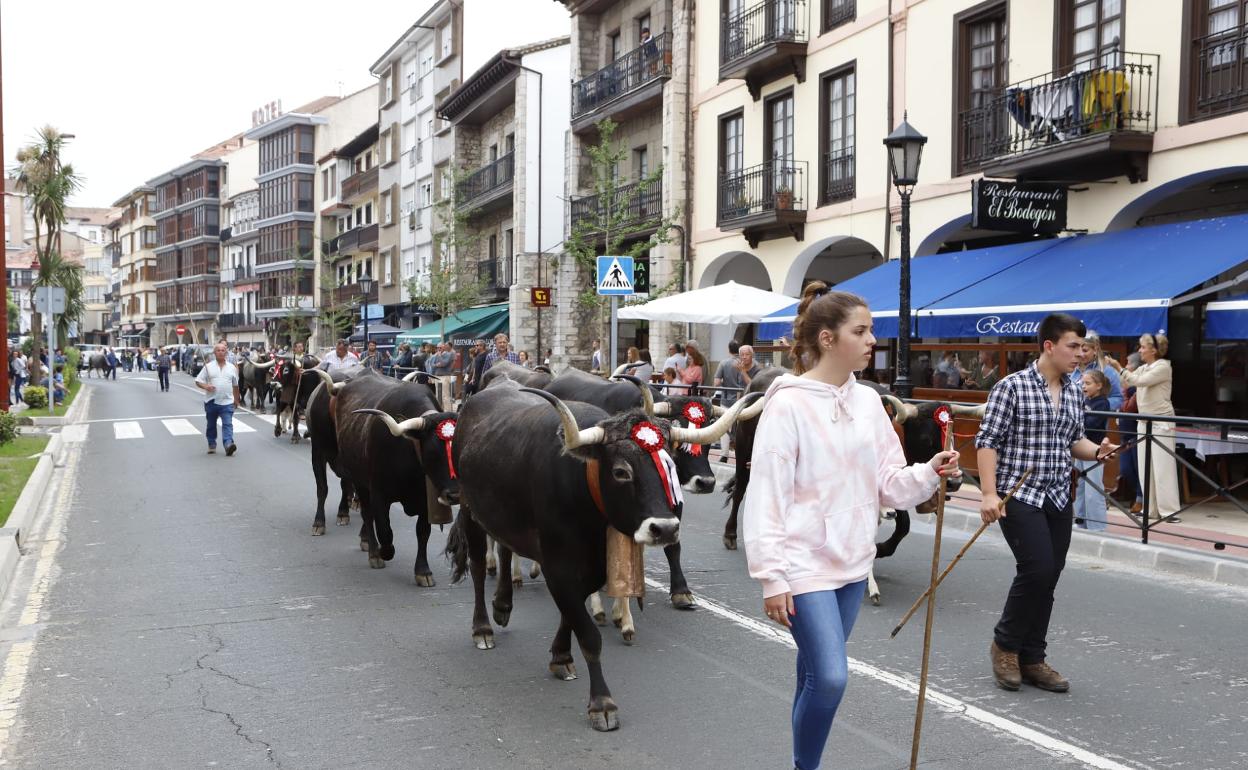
[883,113,927,399]
[358,272,374,352]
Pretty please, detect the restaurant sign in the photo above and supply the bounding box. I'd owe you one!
[971,179,1067,234]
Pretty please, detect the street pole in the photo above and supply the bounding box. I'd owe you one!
[896,189,913,398]
[46,304,55,415]
[0,7,9,411]
[609,296,619,374]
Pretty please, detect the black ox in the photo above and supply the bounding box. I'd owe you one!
[267,355,321,441]
[437,380,756,731]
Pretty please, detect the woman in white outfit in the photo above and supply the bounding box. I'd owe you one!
[1105,333,1180,522]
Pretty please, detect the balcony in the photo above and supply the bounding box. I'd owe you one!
[569,178,663,236]
[331,282,379,306]
[720,0,809,100]
[217,312,262,332]
[340,166,379,204]
[820,149,854,205]
[477,259,512,302]
[1192,27,1248,122]
[257,295,314,312]
[328,223,380,257]
[571,32,672,133]
[957,51,1158,183]
[717,160,808,247]
[220,265,256,284]
[457,152,514,214]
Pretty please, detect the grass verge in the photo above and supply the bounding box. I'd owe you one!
[23,379,81,418]
[0,433,52,527]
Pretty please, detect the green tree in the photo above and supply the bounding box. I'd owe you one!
[6,299,17,328]
[316,237,356,348]
[406,167,485,341]
[16,126,84,378]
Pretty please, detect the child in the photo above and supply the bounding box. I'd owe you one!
[662,367,677,384]
[742,281,960,770]
[1074,369,1111,531]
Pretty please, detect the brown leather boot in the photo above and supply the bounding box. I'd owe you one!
[1020,661,1070,692]
[990,641,1021,691]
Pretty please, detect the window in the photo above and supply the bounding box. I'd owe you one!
[1060,0,1124,71]
[1185,0,1248,121]
[955,2,1008,175]
[609,31,621,62]
[821,65,855,204]
[383,250,393,285]
[635,146,650,178]
[824,0,855,31]
[637,14,652,43]
[420,179,432,208]
[385,68,394,103]
[765,91,795,165]
[382,192,392,225]
[719,110,744,176]
[438,22,453,60]
[364,203,373,225]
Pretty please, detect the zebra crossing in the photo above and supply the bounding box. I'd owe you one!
[97,414,274,441]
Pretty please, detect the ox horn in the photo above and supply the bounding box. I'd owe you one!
[881,394,919,423]
[310,368,345,395]
[609,361,643,378]
[250,358,277,370]
[651,400,672,416]
[614,374,658,417]
[951,402,986,418]
[735,393,767,422]
[670,392,763,446]
[519,387,606,450]
[402,370,431,383]
[353,408,426,436]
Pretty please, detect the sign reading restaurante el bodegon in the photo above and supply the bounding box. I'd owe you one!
[971,179,1067,234]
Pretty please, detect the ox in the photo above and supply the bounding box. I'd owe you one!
[268,355,321,442]
[441,381,754,731]
[314,369,458,584]
[239,354,275,411]
[87,353,111,379]
[479,359,553,391]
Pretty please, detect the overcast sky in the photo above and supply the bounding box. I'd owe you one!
[1,0,571,207]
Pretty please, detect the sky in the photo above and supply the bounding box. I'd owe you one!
[1,0,571,207]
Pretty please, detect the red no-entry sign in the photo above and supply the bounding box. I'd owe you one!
[175,325,187,336]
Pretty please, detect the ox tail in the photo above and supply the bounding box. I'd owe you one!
[444,509,471,584]
[721,476,737,509]
[874,509,911,559]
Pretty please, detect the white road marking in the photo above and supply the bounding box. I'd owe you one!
[112,421,144,440]
[231,420,256,433]
[253,414,278,426]
[643,576,1133,770]
[60,424,88,443]
[82,414,204,424]
[161,419,199,436]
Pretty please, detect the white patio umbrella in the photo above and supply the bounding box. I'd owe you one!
[616,281,796,325]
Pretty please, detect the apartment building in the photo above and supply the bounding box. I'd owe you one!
[148,159,224,346]
[320,124,381,330]
[370,1,464,327]
[81,234,115,345]
[437,37,570,359]
[690,0,1248,412]
[220,136,264,346]
[560,0,694,366]
[110,186,157,347]
[3,178,35,253]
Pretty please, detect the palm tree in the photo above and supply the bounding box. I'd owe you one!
[16,126,84,378]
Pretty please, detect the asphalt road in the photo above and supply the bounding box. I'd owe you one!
[0,374,1245,769]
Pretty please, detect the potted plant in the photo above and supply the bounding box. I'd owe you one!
[775,185,794,210]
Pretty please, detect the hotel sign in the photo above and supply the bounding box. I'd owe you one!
[971,180,1067,235]
[251,99,284,128]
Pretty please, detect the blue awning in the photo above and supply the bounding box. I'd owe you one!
[918,215,1248,337]
[1207,294,1248,340]
[756,238,1063,340]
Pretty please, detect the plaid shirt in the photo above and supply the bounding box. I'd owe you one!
[483,350,520,370]
[975,361,1086,509]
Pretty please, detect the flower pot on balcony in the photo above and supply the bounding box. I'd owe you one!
[775,189,794,210]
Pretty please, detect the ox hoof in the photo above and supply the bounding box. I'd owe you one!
[486,565,498,577]
[492,606,512,627]
[273,426,282,437]
[311,524,326,536]
[529,563,542,579]
[722,535,738,550]
[593,611,607,626]
[360,539,370,552]
[414,573,436,587]
[870,593,881,606]
[670,592,696,610]
[368,556,386,569]
[587,698,619,732]
[612,616,623,629]
[473,632,495,651]
[336,515,350,526]
[512,577,524,588]
[290,434,301,444]
[621,630,635,645]
[380,544,396,561]
[549,661,577,681]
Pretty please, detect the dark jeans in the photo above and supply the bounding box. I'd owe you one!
[204,401,235,448]
[158,367,170,391]
[993,496,1072,665]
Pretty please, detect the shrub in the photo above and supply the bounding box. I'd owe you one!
[63,348,80,387]
[0,410,17,445]
[21,386,48,410]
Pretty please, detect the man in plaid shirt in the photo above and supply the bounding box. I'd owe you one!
[976,313,1116,695]
[483,333,520,371]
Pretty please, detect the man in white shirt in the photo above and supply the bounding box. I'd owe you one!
[662,342,687,373]
[319,339,361,373]
[195,342,242,456]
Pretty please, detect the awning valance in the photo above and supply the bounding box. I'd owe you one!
[396,303,508,345]
[1207,295,1248,340]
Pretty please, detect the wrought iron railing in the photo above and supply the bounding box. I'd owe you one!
[332,282,378,306]
[477,259,513,292]
[957,51,1159,170]
[717,159,808,224]
[823,0,854,30]
[572,32,672,119]
[821,149,854,203]
[1193,27,1248,121]
[721,0,808,67]
[457,152,514,206]
[217,312,261,331]
[570,179,663,232]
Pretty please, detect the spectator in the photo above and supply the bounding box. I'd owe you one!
[320,339,361,373]
[431,343,455,375]
[680,340,706,390]
[634,349,655,382]
[935,351,962,388]
[662,367,678,384]
[52,369,67,405]
[590,339,603,373]
[518,350,533,369]
[396,343,414,370]
[1074,370,1112,532]
[715,344,760,455]
[1104,334,1179,522]
[971,350,1000,390]
[11,350,28,405]
[413,343,430,373]
[640,26,659,75]
[484,333,520,371]
[464,341,489,397]
[543,348,553,367]
[361,340,381,370]
[663,342,686,373]
[712,339,742,396]
[1080,332,1123,410]
[105,347,119,380]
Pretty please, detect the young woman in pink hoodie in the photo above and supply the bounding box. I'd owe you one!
[743,282,961,770]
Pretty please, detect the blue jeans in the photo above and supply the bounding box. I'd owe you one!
[204,401,235,448]
[1073,460,1108,531]
[788,580,866,770]
[12,376,24,403]
[158,367,170,391]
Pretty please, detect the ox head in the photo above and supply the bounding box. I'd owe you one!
[882,395,983,512]
[646,392,722,495]
[352,406,461,506]
[520,388,760,547]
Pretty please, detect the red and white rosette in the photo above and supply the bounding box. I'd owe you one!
[436,419,457,479]
[630,421,683,511]
[933,405,952,450]
[680,402,708,456]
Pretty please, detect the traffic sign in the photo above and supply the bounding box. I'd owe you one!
[175,324,187,337]
[596,256,634,296]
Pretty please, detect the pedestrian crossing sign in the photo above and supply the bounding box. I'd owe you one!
[596,255,635,296]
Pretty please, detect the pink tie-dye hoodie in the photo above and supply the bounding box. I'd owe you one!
[743,373,941,598]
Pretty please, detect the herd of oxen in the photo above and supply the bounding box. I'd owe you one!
[239,353,979,732]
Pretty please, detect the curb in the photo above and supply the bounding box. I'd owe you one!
[708,462,1248,590]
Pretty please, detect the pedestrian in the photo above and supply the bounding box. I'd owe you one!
[1074,370,1112,532]
[11,350,27,405]
[634,348,655,381]
[319,339,361,373]
[543,348,553,367]
[662,341,686,373]
[714,344,760,455]
[742,282,960,770]
[977,313,1117,694]
[195,342,241,456]
[1103,333,1179,522]
[484,333,520,371]
[1080,332,1123,409]
[105,347,119,380]
[590,339,603,373]
[678,339,706,391]
[361,340,381,370]
[156,347,172,392]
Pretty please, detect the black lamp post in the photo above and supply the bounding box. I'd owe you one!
[358,272,374,353]
[883,113,927,398]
